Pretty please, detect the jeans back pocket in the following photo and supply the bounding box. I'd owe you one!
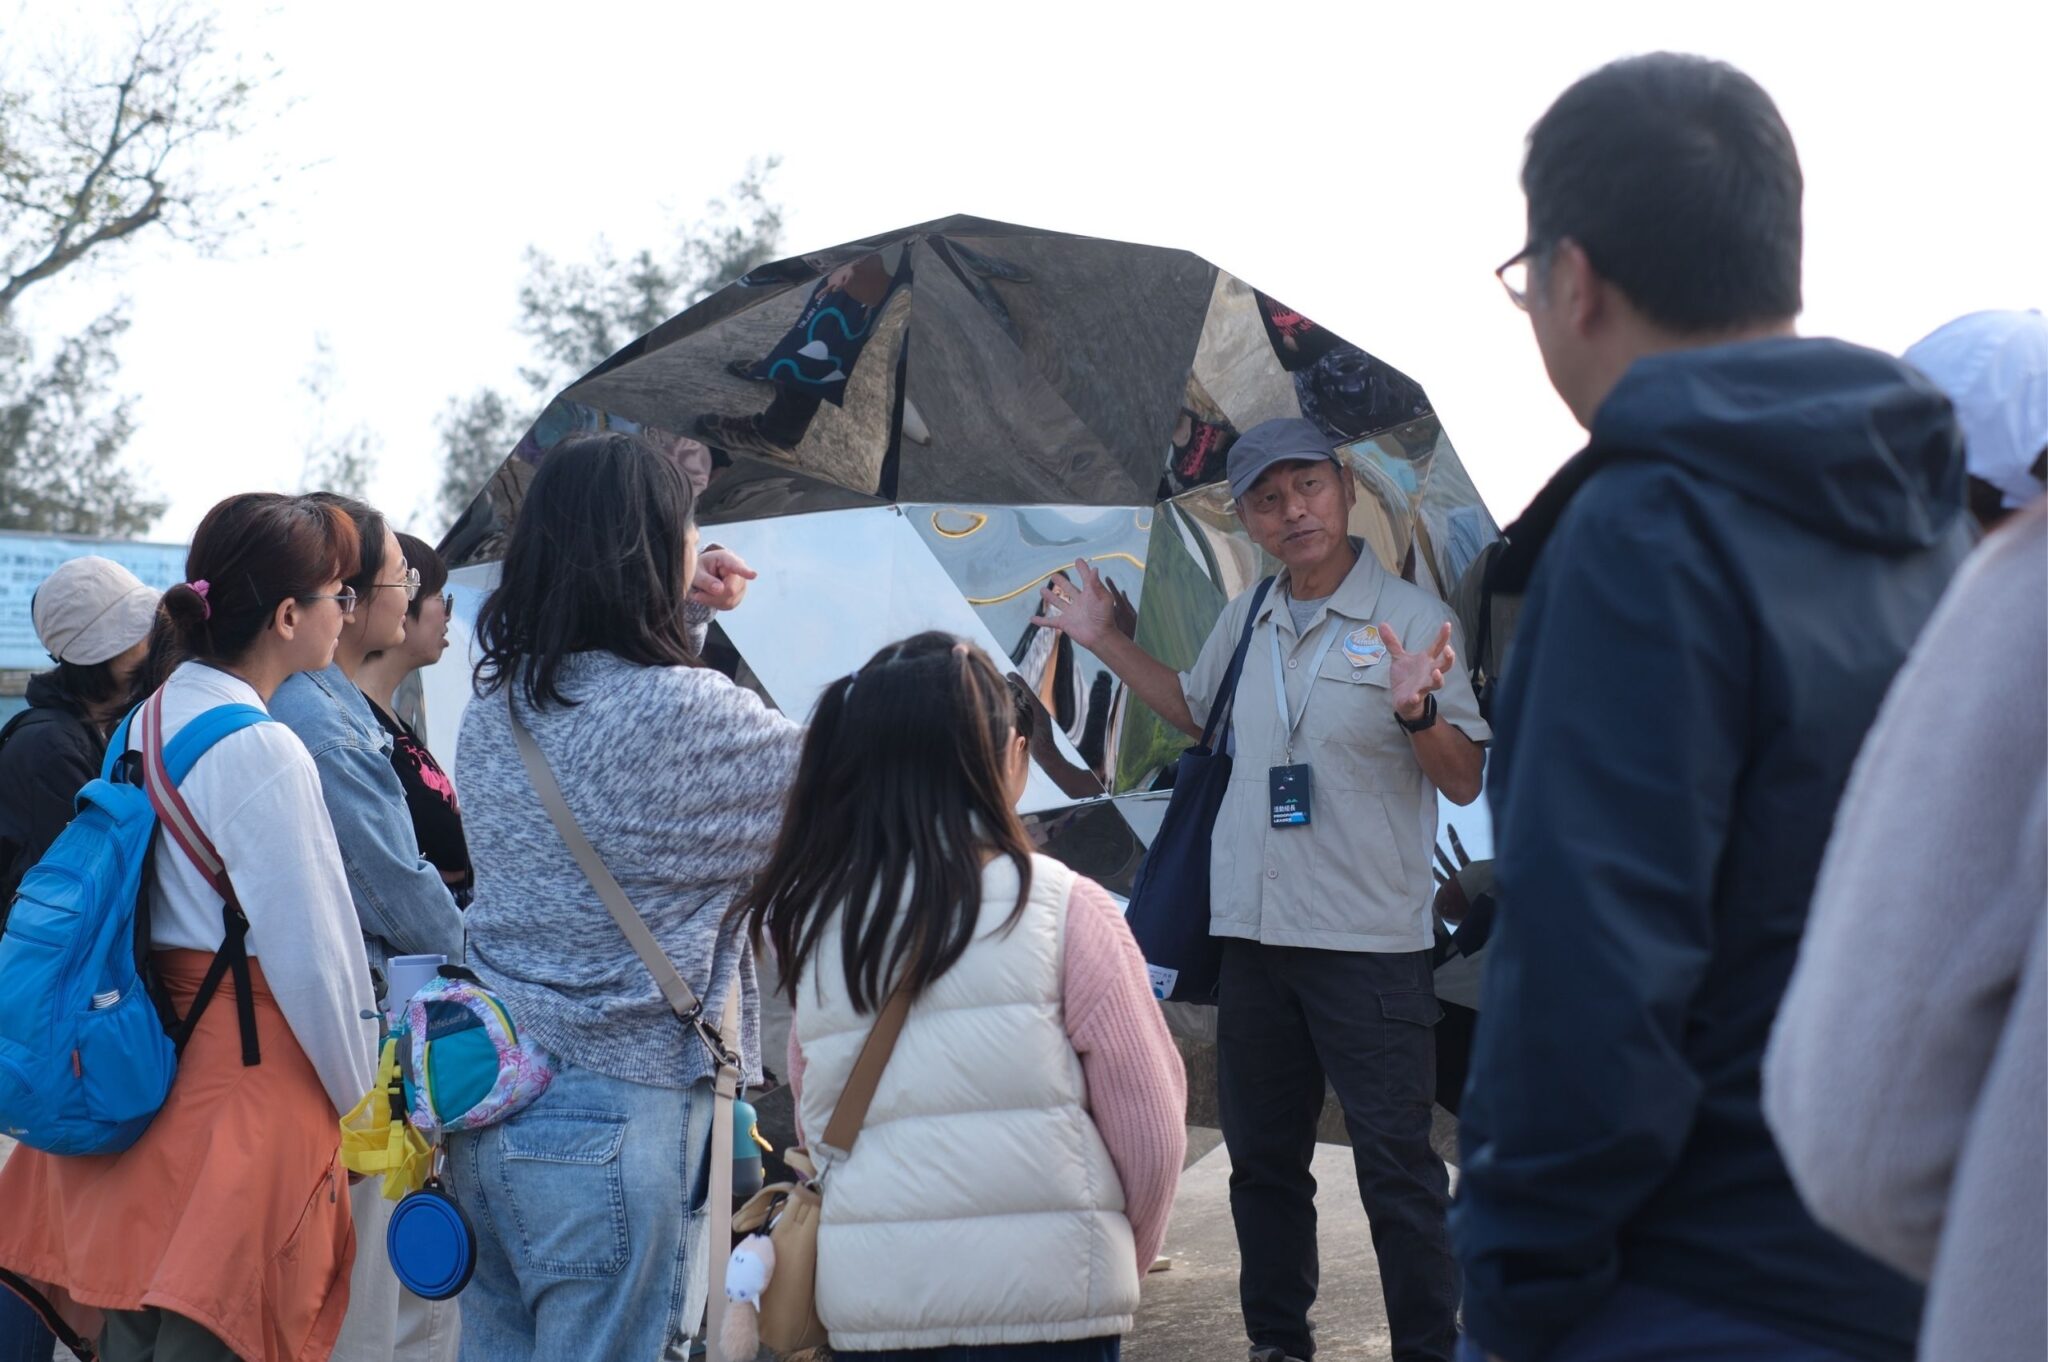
[496,1109,630,1277]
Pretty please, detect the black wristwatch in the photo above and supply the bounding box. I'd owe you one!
[1397,694,1439,734]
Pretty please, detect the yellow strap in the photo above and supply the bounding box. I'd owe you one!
[338,1037,434,1199]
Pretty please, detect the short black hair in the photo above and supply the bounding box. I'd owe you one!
[1524,53,1803,332]
[394,532,448,620]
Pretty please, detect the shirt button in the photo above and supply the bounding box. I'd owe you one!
[1352,669,1364,680]
[1266,868,1278,880]
[1286,658,1298,669]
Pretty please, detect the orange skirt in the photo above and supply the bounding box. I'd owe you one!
[0,951,356,1362]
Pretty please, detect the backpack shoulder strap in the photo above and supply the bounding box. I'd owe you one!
[159,703,273,785]
[103,706,142,782]
[139,694,269,1066]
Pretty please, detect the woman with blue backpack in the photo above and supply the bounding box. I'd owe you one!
[0,493,383,1362]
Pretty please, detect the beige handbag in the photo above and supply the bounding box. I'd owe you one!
[731,984,913,1358]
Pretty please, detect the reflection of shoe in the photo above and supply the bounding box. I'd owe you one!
[695,412,797,462]
[725,357,770,384]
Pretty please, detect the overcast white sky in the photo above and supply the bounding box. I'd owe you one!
[11,0,2046,543]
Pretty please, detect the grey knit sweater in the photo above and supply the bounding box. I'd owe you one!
[454,649,801,1088]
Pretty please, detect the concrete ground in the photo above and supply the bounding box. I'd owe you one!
[1128,1128,1449,1362]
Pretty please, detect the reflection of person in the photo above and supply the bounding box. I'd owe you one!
[1765,502,2046,1362]
[697,252,907,460]
[449,433,797,1362]
[1037,417,1487,1362]
[0,557,159,913]
[1454,54,1968,1362]
[0,494,381,1362]
[737,633,1186,1362]
[1901,309,2047,531]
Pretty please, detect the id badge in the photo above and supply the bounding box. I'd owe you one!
[1269,763,1313,828]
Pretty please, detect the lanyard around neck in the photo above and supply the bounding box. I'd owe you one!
[1270,610,1343,764]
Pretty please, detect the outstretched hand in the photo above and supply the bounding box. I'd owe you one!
[1381,619,1455,722]
[691,547,759,611]
[1031,559,1132,650]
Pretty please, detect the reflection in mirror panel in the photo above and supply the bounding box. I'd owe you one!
[428,213,1502,885]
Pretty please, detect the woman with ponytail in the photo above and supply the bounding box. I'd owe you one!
[736,634,1187,1362]
[0,493,382,1362]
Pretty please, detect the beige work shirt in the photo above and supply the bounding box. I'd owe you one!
[1180,547,1490,952]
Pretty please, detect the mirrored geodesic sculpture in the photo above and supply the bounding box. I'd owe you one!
[431,214,1501,894]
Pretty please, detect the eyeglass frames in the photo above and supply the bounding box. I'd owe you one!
[364,565,423,602]
[299,587,359,616]
[1495,243,1542,312]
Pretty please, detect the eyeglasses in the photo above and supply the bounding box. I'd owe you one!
[1495,244,1541,312]
[365,565,422,602]
[437,592,454,616]
[299,588,359,616]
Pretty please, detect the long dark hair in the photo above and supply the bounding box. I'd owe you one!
[473,432,702,710]
[736,633,1034,1014]
[138,493,361,695]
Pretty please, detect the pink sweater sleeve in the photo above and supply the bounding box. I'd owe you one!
[1063,875,1188,1274]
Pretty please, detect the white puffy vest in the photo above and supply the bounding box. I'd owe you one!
[796,853,1142,1350]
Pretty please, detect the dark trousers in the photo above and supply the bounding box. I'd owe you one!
[1218,941,1456,1362]
[1455,1282,1866,1361]
[100,1308,236,1362]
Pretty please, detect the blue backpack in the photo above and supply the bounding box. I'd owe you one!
[0,694,272,1155]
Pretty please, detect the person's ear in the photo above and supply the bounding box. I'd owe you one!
[273,597,300,642]
[1550,238,1605,337]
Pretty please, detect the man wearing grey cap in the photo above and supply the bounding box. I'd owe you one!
[1035,416,1488,1362]
[0,556,161,915]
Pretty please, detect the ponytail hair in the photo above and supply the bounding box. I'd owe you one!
[142,493,361,685]
[734,632,1033,1014]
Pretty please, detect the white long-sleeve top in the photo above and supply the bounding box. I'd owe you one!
[141,661,380,1116]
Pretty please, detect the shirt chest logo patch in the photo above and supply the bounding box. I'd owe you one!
[1342,625,1387,667]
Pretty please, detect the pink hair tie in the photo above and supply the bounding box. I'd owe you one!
[188,579,211,621]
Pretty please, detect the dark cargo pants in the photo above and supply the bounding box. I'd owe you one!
[1218,941,1456,1362]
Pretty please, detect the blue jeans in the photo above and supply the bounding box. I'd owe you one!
[446,1061,713,1362]
[1456,1282,1864,1362]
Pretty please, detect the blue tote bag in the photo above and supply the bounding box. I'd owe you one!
[1124,577,1273,1003]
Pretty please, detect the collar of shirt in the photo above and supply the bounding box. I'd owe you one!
[1256,538,1388,637]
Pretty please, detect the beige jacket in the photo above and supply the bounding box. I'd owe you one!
[1181,546,1489,952]
[797,854,1142,1351]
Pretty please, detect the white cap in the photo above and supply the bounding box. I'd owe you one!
[1904,309,2048,512]
[31,556,161,666]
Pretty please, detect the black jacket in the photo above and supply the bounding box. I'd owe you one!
[1453,338,1972,1362]
[0,670,110,918]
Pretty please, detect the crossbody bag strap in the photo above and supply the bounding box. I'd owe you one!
[819,985,916,1159]
[506,697,725,1044]
[1198,575,1276,750]
[505,697,751,1357]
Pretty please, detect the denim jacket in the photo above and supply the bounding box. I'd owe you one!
[271,662,465,991]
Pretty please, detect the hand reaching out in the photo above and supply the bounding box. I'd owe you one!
[1381,619,1455,722]
[691,547,759,611]
[1031,559,1135,650]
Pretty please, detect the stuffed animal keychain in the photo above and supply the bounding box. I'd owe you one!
[719,1234,777,1360]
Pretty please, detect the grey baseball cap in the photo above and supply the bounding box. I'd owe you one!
[1226,417,1341,500]
[32,556,161,665]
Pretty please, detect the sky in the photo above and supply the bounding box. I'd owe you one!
[10,0,2047,544]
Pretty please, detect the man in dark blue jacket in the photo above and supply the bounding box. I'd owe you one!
[1452,54,1973,1362]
